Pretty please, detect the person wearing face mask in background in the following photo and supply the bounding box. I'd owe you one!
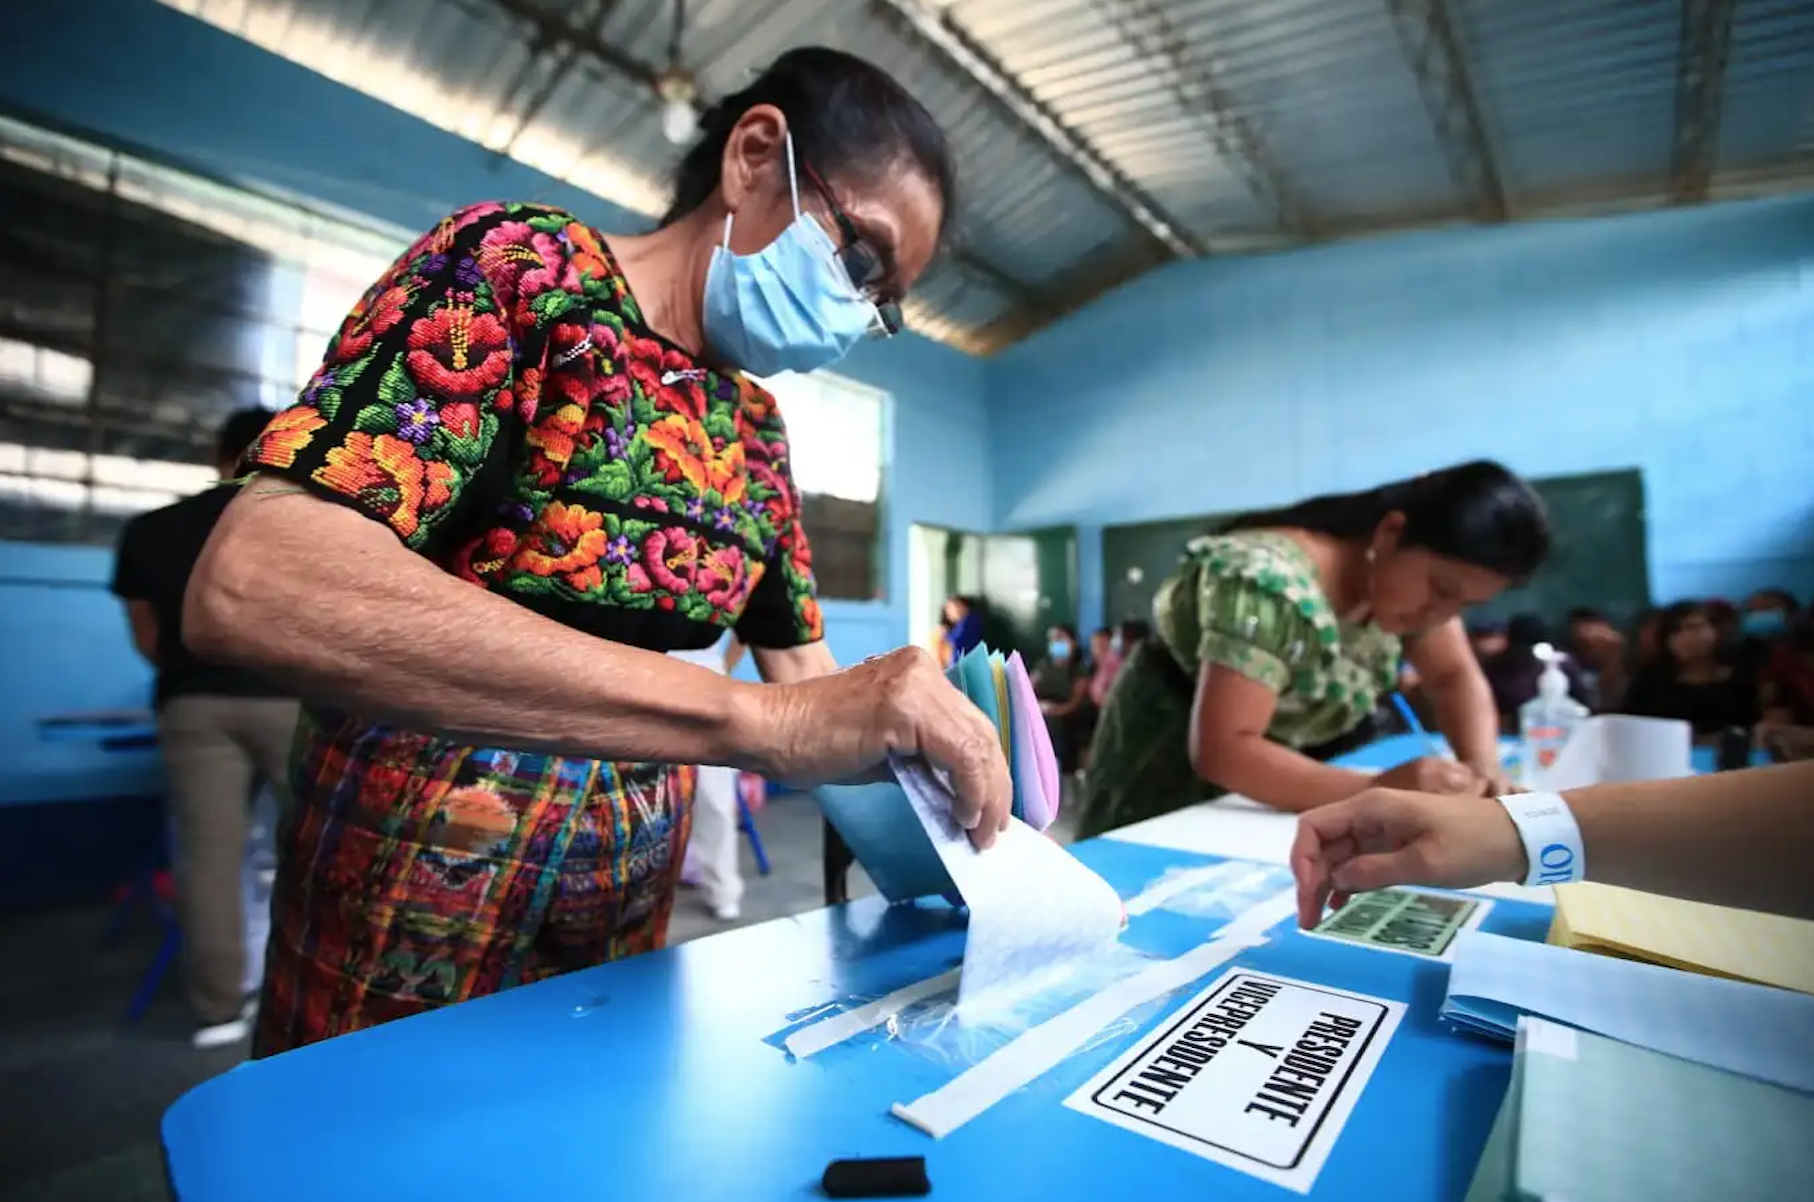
[183,48,1011,1056]
[1033,624,1093,774]
[1078,462,1551,838]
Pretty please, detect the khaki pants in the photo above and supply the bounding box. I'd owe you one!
[158,695,300,1025]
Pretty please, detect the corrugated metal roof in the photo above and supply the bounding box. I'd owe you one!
[1718,0,1814,172]
[155,0,1814,353]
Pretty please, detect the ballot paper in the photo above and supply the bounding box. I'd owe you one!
[1004,651,1055,831]
[891,754,1123,1015]
[1441,930,1814,1093]
[1466,1017,1814,1202]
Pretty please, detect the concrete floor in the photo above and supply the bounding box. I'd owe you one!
[0,791,898,1201]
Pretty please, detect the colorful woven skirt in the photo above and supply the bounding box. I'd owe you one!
[253,707,693,1056]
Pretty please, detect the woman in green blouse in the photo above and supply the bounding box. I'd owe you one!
[1078,461,1550,838]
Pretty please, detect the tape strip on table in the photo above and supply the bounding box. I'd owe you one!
[1123,862,1281,917]
[784,969,962,1060]
[890,890,1299,1139]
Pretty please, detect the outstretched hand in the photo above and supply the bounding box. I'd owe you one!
[1289,789,1529,928]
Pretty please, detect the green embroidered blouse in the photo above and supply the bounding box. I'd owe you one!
[1078,531,1401,837]
[1155,532,1402,749]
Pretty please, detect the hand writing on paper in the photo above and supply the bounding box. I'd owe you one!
[1372,755,1493,796]
[1289,789,1528,928]
[763,647,1012,848]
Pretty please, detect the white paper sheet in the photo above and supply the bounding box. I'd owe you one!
[891,755,1125,1016]
[1599,715,1693,781]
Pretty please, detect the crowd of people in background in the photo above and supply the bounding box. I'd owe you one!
[1434,588,1814,760]
[932,601,1153,777]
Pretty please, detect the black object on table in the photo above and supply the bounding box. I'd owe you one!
[821,1157,931,1198]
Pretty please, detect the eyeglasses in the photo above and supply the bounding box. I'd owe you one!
[800,162,903,337]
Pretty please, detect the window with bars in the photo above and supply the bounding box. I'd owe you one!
[0,112,891,601]
[0,113,403,545]
[757,370,888,602]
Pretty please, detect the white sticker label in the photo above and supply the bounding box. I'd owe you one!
[1064,970,1404,1194]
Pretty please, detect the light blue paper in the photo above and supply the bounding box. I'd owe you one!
[815,781,957,903]
[1514,1020,1814,1202]
[1442,930,1814,1093]
[814,646,1014,904]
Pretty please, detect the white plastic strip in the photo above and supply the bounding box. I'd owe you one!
[1124,862,1251,916]
[783,969,960,1060]
[1214,887,1301,945]
[890,904,1293,1140]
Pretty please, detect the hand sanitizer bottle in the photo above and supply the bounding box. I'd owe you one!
[1519,643,1588,788]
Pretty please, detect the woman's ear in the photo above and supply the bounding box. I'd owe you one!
[719,104,790,215]
[1371,510,1408,559]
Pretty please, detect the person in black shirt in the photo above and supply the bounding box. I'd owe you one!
[111,407,299,1049]
[1622,600,1760,743]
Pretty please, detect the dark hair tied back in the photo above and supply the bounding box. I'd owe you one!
[662,47,956,235]
[1220,460,1552,583]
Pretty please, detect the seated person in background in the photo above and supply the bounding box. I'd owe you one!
[930,615,952,667]
[1086,626,1120,708]
[1759,611,1814,761]
[1477,613,1591,731]
[1621,600,1759,741]
[939,594,984,665]
[1564,606,1628,710]
[1737,587,1798,676]
[1033,624,1093,773]
[1290,760,1814,925]
[1630,605,1663,675]
[112,407,303,1050]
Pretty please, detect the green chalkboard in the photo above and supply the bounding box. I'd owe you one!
[1472,469,1651,631]
[1099,469,1650,636]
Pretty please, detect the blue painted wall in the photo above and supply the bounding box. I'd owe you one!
[987,193,1814,634]
[0,544,161,804]
[0,0,989,803]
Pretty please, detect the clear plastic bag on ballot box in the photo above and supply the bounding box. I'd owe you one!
[768,857,1296,1078]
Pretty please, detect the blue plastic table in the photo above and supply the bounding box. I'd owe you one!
[158,735,1685,1201]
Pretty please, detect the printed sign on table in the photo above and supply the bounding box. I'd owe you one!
[1305,887,1491,961]
[1065,970,1403,1194]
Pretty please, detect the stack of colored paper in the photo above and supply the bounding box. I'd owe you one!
[815,644,1065,902]
[1465,1016,1814,1202]
[1549,881,1814,996]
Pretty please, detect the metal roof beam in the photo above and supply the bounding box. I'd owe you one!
[481,0,662,91]
[873,0,1205,260]
[1384,0,1508,222]
[1670,0,1739,203]
[1091,0,1310,236]
[488,0,620,160]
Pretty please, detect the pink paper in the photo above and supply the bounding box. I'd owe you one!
[1005,652,1061,828]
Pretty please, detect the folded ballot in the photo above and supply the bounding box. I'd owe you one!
[1442,930,1814,1093]
[1465,1016,1814,1202]
[816,644,1062,903]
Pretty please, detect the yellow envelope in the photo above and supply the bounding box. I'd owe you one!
[989,652,1011,756]
[1549,881,1814,996]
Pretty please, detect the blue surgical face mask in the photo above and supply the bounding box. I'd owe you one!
[1048,639,1072,662]
[702,134,879,377]
[1741,609,1788,638]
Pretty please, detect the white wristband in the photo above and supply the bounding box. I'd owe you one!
[1495,791,1585,887]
